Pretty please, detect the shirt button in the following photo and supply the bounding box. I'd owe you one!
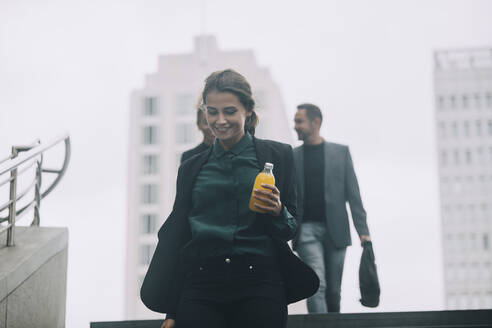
[225,258,231,264]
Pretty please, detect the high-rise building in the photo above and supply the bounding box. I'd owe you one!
[434,48,492,310]
[125,35,294,319]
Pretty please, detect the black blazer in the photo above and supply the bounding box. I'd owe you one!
[140,137,319,314]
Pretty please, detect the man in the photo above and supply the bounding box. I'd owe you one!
[292,103,371,313]
[180,104,215,163]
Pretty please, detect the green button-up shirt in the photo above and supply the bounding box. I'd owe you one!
[182,133,296,261]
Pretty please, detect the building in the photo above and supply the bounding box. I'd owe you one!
[434,48,492,310]
[125,35,294,319]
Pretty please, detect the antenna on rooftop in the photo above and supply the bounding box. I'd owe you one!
[200,0,206,36]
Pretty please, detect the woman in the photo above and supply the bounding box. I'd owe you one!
[141,69,318,328]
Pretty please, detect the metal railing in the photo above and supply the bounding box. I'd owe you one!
[0,133,71,246]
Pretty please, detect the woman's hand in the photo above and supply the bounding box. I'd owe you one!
[160,319,175,328]
[253,184,282,216]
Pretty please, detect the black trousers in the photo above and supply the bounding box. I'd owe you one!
[176,255,287,328]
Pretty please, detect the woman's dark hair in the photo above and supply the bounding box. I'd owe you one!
[201,69,259,135]
[195,96,205,125]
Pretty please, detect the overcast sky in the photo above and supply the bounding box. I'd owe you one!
[1,0,492,327]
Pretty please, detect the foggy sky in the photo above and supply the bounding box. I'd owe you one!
[1,0,492,327]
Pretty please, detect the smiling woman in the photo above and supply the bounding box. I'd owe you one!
[200,69,259,150]
[140,69,319,328]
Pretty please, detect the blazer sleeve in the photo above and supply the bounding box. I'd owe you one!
[265,144,298,241]
[344,146,370,237]
[140,163,189,315]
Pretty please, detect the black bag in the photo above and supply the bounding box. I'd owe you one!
[359,240,380,307]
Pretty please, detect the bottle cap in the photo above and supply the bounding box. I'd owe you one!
[265,162,274,170]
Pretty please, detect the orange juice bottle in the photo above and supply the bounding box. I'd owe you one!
[249,162,275,213]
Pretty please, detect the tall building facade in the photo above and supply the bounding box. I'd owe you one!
[125,35,294,319]
[435,48,492,310]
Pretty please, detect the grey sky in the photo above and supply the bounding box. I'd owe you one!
[1,0,492,327]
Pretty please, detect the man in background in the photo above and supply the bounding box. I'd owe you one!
[292,103,371,313]
[180,103,215,163]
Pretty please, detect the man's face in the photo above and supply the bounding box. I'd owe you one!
[294,109,315,141]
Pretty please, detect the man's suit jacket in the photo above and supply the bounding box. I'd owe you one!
[141,137,319,315]
[292,141,369,249]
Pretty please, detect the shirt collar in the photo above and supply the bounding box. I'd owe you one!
[213,132,253,158]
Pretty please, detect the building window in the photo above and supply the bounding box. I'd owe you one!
[451,122,458,138]
[140,244,155,265]
[143,97,158,116]
[470,234,477,250]
[468,204,476,220]
[465,149,472,164]
[463,121,470,137]
[176,123,193,144]
[142,184,158,204]
[440,150,448,166]
[488,120,492,136]
[445,263,454,281]
[476,120,482,136]
[457,263,466,282]
[485,263,492,281]
[450,95,456,109]
[441,177,448,194]
[453,149,460,165]
[437,95,445,109]
[142,154,158,175]
[453,177,462,194]
[486,93,492,108]
[484,234,489,250]
[448,295,457,309]
[462,94,469,108]
[477,148,484,165]
[474,93,481,108]
[142,126,159,145]
[176,94,195,115]
[438,122,446,138]
[478,175,486,193]
[141,214,157,234]
[465,176,474,194]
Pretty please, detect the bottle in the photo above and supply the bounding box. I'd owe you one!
[249,162,275,213]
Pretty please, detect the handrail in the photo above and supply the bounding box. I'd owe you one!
[0,158,37,187]
[0,134,69,176]
[0,133,71,246]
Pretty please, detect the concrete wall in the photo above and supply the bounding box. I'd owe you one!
[0,226,68,328]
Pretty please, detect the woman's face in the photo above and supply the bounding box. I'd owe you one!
[204,90,250,149]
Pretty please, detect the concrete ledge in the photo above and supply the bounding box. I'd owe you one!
[0,226,68,302]
[90,310,492,328]
[0,226,68,328]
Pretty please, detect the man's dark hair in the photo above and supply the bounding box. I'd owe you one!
[297,103,323,125]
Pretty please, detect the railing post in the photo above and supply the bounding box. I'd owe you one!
[7,147,18,246]
[33,155,42,226]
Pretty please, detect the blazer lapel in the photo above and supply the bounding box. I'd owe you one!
[324,141,335,204]
[181,147,213,202]
[253,137,267,173]
[294,145,304,191]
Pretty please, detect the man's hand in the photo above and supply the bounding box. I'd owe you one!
[160,319,175,328]
[253,184,282,216]
[360,235,371,245]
